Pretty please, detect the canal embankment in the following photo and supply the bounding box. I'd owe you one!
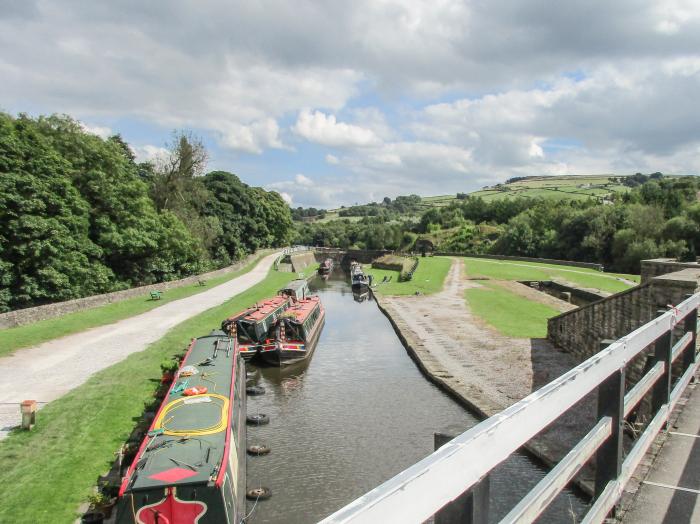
[372,257,599,494]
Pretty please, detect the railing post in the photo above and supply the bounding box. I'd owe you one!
[594,340,624,500]
[682,296,698,375]
[434,433,489,524]
[652,309,673,414]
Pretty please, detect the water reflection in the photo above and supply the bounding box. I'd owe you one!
[245,273,588,523]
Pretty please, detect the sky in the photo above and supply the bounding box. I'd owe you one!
[1,1,700,208]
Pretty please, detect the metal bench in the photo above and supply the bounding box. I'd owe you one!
[149,290,162,300]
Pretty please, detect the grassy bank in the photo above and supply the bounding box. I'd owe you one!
[0,266,303,523]
[0,254,267,358]
[465,281,560,338]
[463,257,639,294]
[368,256,451,295]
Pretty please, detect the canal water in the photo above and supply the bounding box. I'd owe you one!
[246,273,588,523]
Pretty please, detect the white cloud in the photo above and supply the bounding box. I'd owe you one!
[294,174,314,186]
[325,154,339,165]
[279,191,293,205]
[79,122,112,138]
[132,144,169,163]
[293,109,380,148]
[529,140,544,158]
[219,118,285,154]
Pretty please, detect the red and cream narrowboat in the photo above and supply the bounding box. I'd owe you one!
[259,295,325,366]
[221,295,291,361]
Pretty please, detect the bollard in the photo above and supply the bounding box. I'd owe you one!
[20,400,37,430]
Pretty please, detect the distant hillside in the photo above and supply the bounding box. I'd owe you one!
[316,174,634,222]
[294,173,700,274]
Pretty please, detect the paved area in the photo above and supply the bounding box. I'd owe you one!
[0,251,280,439]
[622,379,700,523]
[375,257,597,490]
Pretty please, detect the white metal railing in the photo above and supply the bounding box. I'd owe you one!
[275,245,311,269]
[320,293,700,524]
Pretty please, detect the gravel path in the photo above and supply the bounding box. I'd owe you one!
[377,257,596,490]
[0,251,280,439]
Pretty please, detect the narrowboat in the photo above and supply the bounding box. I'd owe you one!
[353,289,370,303]
[279,279,310,301]
[259,296,325,366]
[221,295,291,361]
[350,262,371,291]
[115,330,246,524]
[318,258,334,275]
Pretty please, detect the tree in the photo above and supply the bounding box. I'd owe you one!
[0,113,113,310]
[203,171,293,262]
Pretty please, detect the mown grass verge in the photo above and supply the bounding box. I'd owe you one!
[0,254,267,358]
[465,281,560,338]
[0,266,304,523]
[463,257,639,294]
[368,256,451,295]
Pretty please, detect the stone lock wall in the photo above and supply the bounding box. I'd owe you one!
[289,251,316,272]
[640,258,700,283]
[547,268,700,390]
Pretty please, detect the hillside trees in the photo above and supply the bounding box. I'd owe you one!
[295,176,700,274]
[0,114,114,310]
[0,113,293,311]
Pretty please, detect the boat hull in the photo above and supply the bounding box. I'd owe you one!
[259,314,325,366]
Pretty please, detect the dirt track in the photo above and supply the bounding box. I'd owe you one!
[376,257,596,489]
[0,251,280,439]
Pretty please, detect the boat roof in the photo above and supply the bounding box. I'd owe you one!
[120,330,238,493]
[239,295,290,323]
[282,296,321,324]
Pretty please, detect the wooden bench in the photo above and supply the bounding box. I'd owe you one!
[150,290,162,300]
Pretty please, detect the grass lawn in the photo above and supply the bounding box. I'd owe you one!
[463,257,639,294]
[465,281,560,338]
[367,256,451,295]
[0,266,303,524]
[0,253,269,358]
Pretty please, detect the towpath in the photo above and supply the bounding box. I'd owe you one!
[0,251,280,440]
[375,257,597,489]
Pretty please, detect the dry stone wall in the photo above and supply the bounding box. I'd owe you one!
[0,249,274,329]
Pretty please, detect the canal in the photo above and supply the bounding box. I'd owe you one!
[245,273,588,523]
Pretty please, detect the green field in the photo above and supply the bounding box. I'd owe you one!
[467,175,629,202]
[465,281,559,338]
[463,257,639,294]
[0,254,270,358]
[0,266,312,523]
[367,256,451,295]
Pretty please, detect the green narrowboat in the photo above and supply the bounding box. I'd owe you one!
[115,330,246,524]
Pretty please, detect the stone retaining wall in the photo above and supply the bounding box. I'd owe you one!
[435,252,604,271]
[289,252,316,272]
[640,258,700,283]
[547,268,700,387]
[0,249,275,329]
